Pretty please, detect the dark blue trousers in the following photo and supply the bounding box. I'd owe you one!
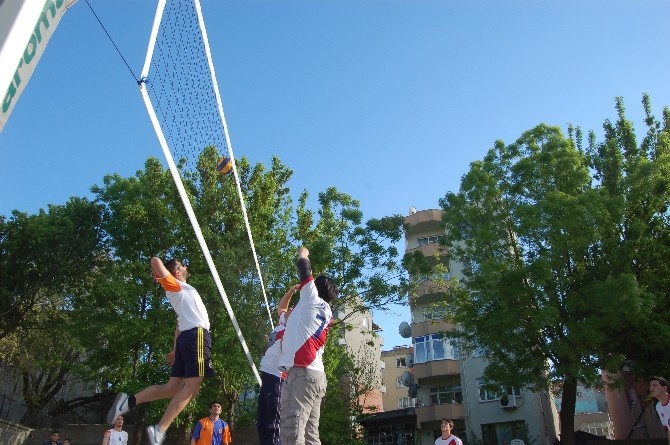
[257,371,282,445]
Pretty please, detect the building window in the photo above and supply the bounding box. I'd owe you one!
[417,235,441,246]
[398,397,416,408]
[481,421,527,445]
[423,306,448,321]
[472,345,488,357]
[396,376,405,388]
[428,385,462,405]
[476,378,521,401]
[463,258,480,275]
[396,357,406,368]
[362,316,368,329]
[414,334,460,363]
[366,423,416,445]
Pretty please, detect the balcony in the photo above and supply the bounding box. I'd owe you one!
[415,402,464,425]
[409,279,450,304]
[405,242,447,259]
[411,319,457,338]
[413,359,461,380]
[405,209,443,234]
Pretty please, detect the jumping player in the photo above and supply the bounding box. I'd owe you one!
[107,257,214,445]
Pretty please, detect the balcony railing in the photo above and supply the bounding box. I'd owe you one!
[413,359,461,380]
[411,319,457,337]
[415,402,465,425]
[404,209,443,233]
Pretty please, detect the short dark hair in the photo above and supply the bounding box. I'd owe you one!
[51,430,60,435]
[652,376,669,388]
[441,418,454,427]
[315,275,338,303]
[164,259,178,275]
[63,439,72,443]
[210,401,222,408]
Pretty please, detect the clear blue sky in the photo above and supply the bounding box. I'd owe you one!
[1,0,669,349]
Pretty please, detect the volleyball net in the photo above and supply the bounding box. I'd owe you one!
[138,0,271,386]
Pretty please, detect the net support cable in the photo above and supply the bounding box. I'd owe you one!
[139,0,269,386]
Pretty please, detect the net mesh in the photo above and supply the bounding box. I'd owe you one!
[144,0,228,173]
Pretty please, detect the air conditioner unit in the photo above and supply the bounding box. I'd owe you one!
[499,395,518,409]
[381,385,387,394]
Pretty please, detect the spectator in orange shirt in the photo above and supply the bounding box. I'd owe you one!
[191,401,231,445]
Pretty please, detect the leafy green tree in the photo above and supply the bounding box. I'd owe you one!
[0,198,105,425]
[583,96,670,378]
[320,336,366,445]
[294,187,407,319]
[438,96,670,445]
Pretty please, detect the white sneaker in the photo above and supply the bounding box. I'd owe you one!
[106,392,130,425]
[146,425,166,445]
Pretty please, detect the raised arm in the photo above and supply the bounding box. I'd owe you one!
[151,257,170,279]
[277,284,300,317]
[296,246,313,283]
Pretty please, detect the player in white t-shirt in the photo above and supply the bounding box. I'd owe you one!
[107,257,213,445]
[650,376,670,444]
[279,246,338,445]
[257,284,300,445]
[435,419,463,445]
[102,415,129,445]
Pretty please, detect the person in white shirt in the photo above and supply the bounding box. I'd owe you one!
[278,247,338,445]
[102,415,128,445]
[435,419,463,445]
[257,284,300,445]
[107,257,213,445]
[650,376,670,445]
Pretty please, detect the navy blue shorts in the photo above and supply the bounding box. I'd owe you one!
[171,327,214,378]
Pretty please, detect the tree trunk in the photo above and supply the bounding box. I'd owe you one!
[225,392,237,430]
[559,376,578,445]
[132,405,146,445]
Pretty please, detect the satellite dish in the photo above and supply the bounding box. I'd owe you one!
[405,353,414,368]
[400,370,413,387]
[409,206,417,215]
[399,321,411,338]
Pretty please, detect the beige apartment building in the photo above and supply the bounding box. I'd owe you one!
[363,208,560,445]
[334,295,385,414]
[380,346,413,411]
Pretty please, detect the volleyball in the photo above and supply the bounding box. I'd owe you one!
[216,156,233,175]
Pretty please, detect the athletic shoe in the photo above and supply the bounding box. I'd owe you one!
[146,425,166,445]
[106,392,130,425]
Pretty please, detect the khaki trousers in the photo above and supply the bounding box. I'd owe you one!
[279,367,327,445]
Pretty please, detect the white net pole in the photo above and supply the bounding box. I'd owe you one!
[192,0,274,330]
[139,0,261,386]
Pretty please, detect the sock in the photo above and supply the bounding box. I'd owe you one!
[128,395,137,409]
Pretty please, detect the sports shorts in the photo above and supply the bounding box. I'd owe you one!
[171,327,214,378]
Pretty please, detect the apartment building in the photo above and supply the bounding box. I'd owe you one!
[334,295,385,414]
[404,208,560,445]
[380,346,415,411]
